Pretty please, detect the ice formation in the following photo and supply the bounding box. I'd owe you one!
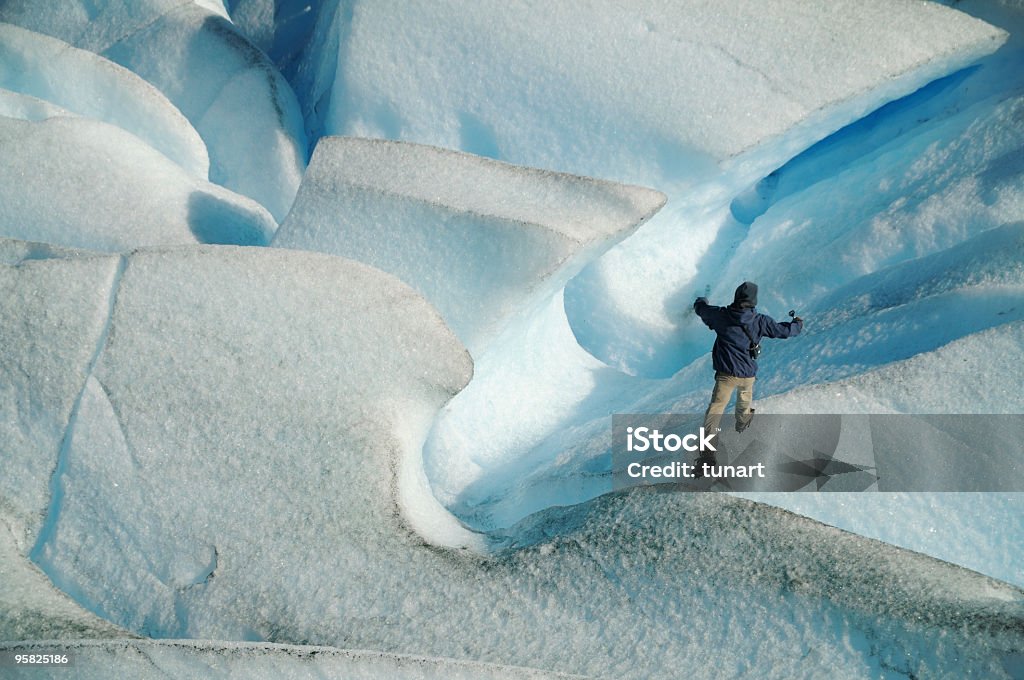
[0,88,70,121]
[294,0,1004,183]
[1,0,1023,678]
[0,23,208,178]
[421,0,1024,538]
[0,0,307,220]
[0,245,119,549]
[0,522,127,642]
[226,0,317,74]
[0,243,1015,677]
[0,118,275,251]
[0,243,129,642]
[274,137,666,354]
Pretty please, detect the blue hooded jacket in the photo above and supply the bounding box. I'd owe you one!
[694,282,801,378]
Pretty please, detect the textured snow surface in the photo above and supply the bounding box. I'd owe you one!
[739,321,1024,589]
[1,1,1024,678]
[296,0,1005,181]
[0,88,70,121]
[274,137,665,353]
[0,22,208,177]
[0,117,275,251]
[426,3,1024,540]
[0,245,1016,677]
[0,247,119,548]
[0,245,130,643]
[0,523,127,642]
[0,0,307,220]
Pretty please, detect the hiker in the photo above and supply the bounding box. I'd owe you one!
[694,282,802,447]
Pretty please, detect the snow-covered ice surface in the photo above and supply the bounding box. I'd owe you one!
[2,1,1024,678]
[294,0,1004,179]
[274,137,665,354]
[0,117,276,251]
[734,320,1024,589]
[0,243,130,643]
[0,88,70,121]
[0,522,127,642]
[290,0,1006,374]
[0,244,119,549]
[0,22,208,177]
[415,0,1024,565]
[1,244,1018,677]
[0,0,307,221]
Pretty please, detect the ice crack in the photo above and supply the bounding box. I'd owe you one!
[29,254,126,562]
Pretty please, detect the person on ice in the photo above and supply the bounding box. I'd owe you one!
[694,282,802,444]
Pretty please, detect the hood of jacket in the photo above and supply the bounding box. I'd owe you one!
[732,281,758,309]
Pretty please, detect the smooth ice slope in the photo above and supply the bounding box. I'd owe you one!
[0,640,578,680]
[274,137,665,354]
[0,0,307,220]
[0,116,275,251]
[32,245,477,637]
[0,23,208,178]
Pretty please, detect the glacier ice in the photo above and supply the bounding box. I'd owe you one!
[0,0,307,220]
[423,3,1024,541]
[0,244,120,548]
[0,22,209,178]
[225,0,318,76]
[192,1,229,20]
[0,116,276,251]
[0,242,130,642]
[1,245,1011,677]
[713,94,1024,323]
[738,320,1024,589]
[0,521,127,642]
[1,1,1023,677]
[295,0,1005,184]
[273,137,666,355]
[0,88,71,121]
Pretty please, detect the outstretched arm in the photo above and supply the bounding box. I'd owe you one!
[693,297,716,328]
[759,314,802,339]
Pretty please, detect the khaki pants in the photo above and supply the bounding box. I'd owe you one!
[702,372,755,445]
